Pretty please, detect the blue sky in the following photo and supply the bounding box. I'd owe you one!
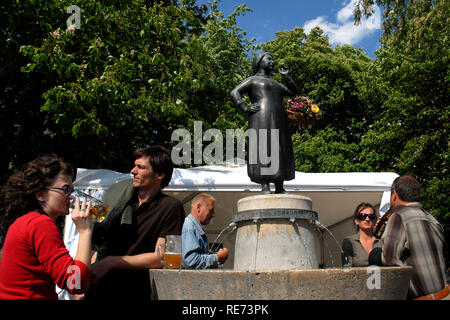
[199,0,383,59]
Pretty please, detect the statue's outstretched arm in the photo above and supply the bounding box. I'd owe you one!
[282,73,298,97]
[279,65,298,97]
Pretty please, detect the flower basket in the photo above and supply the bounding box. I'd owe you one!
[285,96,322,126]
[286,109,317,125]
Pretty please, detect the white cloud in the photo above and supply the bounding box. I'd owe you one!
[263,19,272,29]
[303,0,381,46]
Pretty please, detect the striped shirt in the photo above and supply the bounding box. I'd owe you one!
[382,202,446,298]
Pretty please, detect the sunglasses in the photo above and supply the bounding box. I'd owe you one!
[356,213,377,221]
[46,186,74,195]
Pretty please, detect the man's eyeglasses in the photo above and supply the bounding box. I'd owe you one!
[356,213,377,221]
[46,186,74,195]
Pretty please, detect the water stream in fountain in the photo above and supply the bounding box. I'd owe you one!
[316,227,336,266]
[209,222,236,254]
[213,225,237,254]
[314,220,348,267]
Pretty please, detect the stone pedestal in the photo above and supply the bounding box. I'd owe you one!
[233,194,319,271]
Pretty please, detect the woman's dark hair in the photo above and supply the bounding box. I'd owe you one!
[0,154,73,247]
[353,202,377,231]
[134,145,173,189]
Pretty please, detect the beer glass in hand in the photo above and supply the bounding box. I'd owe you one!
[157,235,182,269]
[71,190,109,222]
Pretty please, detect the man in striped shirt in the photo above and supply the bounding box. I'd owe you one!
[370,175,448,299]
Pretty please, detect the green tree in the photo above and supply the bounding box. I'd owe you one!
[166,0,253,165]
[178,0,253,134]
[353,0,438,40]
[357,0,449,221]
[262,27,375,172]
[18,0,211,172]
[1,0,251,177]
[0,0,70,180]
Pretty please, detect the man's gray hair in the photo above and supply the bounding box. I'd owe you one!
[191,193,215,209]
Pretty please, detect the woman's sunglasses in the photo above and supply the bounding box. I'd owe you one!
[356,213,377,221]
[46,186,74,195]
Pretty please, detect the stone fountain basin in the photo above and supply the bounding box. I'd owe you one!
[149,266,412,300]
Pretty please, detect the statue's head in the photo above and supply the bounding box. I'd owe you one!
[252,52,273,74]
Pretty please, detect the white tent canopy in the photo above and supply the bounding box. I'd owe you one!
[71,162,396,229]
[75,160,397,193]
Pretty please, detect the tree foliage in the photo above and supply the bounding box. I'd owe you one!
[1,0,70,178]
[353,0,441,41]
[262,27,374,173]
[358,0,449,220]
[0,0,250,176]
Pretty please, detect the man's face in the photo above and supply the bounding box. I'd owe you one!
[130,156,163,189]
[197,199,215,225]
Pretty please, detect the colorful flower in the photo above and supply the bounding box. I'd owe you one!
[286,96,322,126]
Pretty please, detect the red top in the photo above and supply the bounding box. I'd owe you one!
[0,211,90,300]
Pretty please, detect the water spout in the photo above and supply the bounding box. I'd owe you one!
[312,220,346,267]
[315,226,335,266]
[253,218,261,224]
[313,221,343,251]
[209,222,236,254]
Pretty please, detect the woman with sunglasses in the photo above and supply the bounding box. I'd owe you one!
[0,154,92,299]
[341,202,383,267]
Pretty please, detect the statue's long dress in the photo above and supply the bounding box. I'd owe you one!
[231,75,295,184]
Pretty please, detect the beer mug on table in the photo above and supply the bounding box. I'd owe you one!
[71,190,109,222]
[157,235,182,269]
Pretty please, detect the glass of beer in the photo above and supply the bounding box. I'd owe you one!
[157,235,182,269]
[71,190,109,222]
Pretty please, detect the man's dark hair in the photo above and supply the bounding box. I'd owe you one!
[134,145,173,189]
[391,175,421,202]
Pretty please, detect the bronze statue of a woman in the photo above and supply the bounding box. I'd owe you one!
[230,52,297,194]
